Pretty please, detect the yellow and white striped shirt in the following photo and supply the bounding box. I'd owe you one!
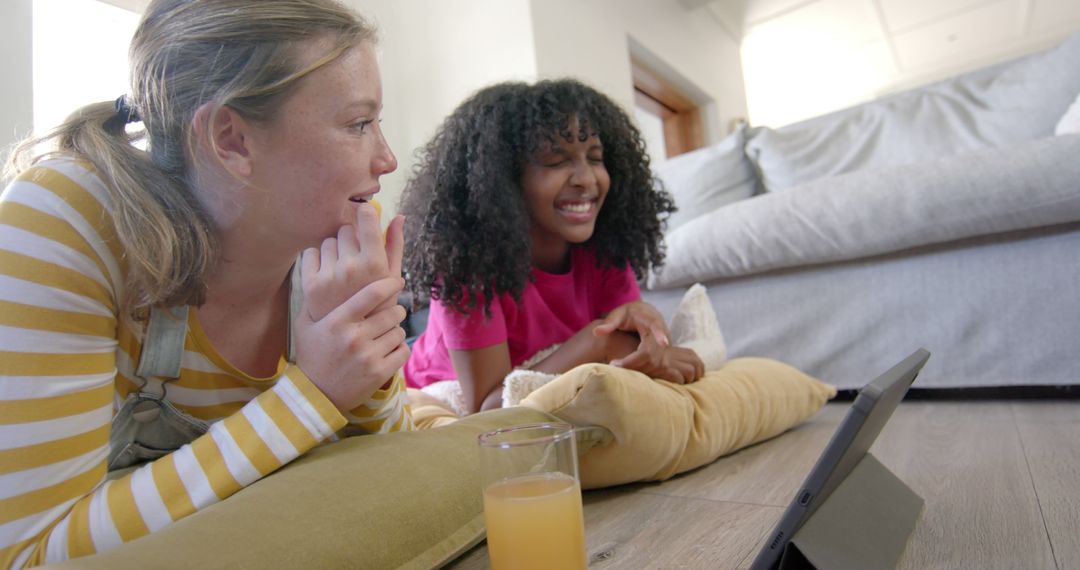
[0,157,413,568]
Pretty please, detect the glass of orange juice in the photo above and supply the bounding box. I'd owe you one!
[478,422,587,570]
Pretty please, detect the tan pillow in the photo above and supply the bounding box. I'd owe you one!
[50,407,558,570]
[520,358,836,489]
[409,387,462,429]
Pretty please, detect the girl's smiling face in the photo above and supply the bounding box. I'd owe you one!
[521,117,610,272]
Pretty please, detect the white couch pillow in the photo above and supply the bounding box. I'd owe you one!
[1056,93,1080,135]
[653,124,757,230]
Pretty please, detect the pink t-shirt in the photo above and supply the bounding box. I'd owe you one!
[404,247,641,388]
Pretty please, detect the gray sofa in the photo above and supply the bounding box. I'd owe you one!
[644,32,1080,391]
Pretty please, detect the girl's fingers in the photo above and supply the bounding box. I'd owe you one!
[669,348,704,382]
[633,304,670,346]
[320,236,338,271]
[678,360,696,384]
[650,323,670,347]
[664,366,687,384]
[369,323,408,358]
[593,310,625,336]
[610,349,645,370]
[634,333,665,368]
[353,201,384,259]
[330,276,405,322]
[592,323,615,336]
[301,247,320,289]
[674,347,704,380]
[384,215,405,278]
[359,329,410,385]
[363,304,408,337]
[594,303,669,347]
[337,223,361,261]
[626,302,669,345]
[383,341,412,372]
[607,319,669,375]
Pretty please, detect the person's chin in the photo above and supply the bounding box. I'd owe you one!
[564,226,596,244]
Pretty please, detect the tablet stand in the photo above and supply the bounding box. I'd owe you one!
[777,453,923,570]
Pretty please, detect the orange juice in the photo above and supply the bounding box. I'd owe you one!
[483,472,587,570]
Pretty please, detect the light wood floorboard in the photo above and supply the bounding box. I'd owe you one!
[1012,402,1080,570]
[446,400,1077,569]
[875,402,1055,569]
[449,489,780,570]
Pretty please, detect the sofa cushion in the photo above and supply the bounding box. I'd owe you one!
[654,124,758,230]
[648,134,1080,289]
[745,31,1080,192]
[1057,92,1080,135]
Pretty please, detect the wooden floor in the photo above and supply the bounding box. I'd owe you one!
[447,400,1079,569]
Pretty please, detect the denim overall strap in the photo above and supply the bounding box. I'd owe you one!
[108,305,208,474]
[135,262,299,378]
[110,267,302,475]
[135,305,189,378]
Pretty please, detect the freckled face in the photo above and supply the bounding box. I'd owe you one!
[245,40,397,251]
[521,118,610,271]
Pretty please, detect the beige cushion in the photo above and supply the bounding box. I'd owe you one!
[520,358,836,489]
[50,407,558,570]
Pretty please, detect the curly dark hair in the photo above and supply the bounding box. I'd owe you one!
[399,78,675,315]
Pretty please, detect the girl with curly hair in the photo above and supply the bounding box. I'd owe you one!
[399,78,705,414]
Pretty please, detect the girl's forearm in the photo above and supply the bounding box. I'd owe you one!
[450,343,513,413]
[480,385,505,411]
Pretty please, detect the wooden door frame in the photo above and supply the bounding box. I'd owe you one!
[632,58,703,158]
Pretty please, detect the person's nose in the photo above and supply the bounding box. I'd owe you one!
[569,158,597,189]
[373,130,397,176]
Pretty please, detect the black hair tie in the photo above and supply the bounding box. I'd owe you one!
[114,95,141,124]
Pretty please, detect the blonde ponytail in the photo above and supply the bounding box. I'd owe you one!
[5,0,375,318]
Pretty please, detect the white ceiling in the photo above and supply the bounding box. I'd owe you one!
[700,0,1080,89]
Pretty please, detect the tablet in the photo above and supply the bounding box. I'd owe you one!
[748,348,930,570]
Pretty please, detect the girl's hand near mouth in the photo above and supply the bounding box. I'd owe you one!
[301,201,405,321]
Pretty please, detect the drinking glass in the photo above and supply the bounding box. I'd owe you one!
[478,422,587,570]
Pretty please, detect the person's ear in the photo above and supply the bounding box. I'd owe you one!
[192,103,255,178]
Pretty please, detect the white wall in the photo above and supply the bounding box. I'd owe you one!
[33,1,139,135]
[2,0,749,211]
[529,0,748,150]
[0,0,34,174]
[359,0,749,215]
